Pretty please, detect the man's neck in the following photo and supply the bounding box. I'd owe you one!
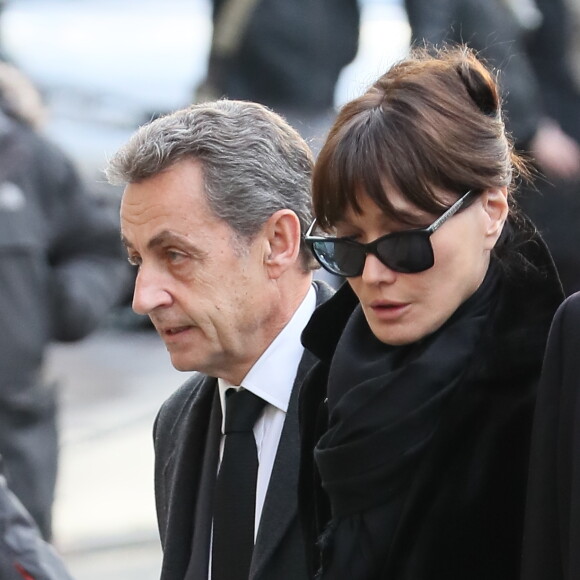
[222,274,313,385]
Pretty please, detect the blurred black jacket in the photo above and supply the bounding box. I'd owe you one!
[203,0,360,112]
[0,109,129,390]
[0,471,73,580]
[0,108,130,537]
[404,0,542,148]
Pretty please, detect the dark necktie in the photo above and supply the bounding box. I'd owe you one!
[212,388,266,580]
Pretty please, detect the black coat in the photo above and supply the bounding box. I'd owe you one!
[0,110,129,537]
[404,0,543,148]
[299,230,563,579]
[205,0,360,111]
[521,292,580,580]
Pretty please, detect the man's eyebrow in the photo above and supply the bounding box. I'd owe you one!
[147,230,194,251]
[121,230,208,258]
[123,230,208,258]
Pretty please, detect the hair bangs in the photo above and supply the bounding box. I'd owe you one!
[313,105,417,229]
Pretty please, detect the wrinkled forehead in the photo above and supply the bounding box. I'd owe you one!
[121,161,210,220]
[120,176,222,255]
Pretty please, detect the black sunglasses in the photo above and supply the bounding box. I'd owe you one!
[304,190,477,277]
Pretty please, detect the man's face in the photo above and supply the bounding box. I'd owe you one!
[120,160,278,384]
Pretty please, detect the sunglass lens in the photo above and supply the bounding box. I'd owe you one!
[312,240,364,277]
[376,232,434,273]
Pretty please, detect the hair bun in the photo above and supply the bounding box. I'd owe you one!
[455,53,501,117]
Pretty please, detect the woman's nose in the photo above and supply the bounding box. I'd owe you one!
[361,253,397,284]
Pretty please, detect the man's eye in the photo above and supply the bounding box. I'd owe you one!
[166,250,187,263]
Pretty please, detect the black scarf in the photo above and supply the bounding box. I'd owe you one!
[313,264,500,579]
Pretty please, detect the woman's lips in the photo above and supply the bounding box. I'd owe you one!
[369,301,410,320]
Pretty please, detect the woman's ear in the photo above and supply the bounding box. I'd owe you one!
[262,209,302,279]
[481,187,509,250]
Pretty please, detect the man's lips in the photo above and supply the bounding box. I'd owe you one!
[155,324,195,337]
[165,326,192,335]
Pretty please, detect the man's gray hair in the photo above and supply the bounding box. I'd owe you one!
[106,99,316,269]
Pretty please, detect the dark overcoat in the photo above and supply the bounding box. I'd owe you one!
[521,292,580,579]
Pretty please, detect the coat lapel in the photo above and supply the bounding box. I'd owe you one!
[159,376,218,580]
[251,349,317,578]
[186,387,222,579]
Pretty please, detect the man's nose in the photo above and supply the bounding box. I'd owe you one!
[132,266,173,315]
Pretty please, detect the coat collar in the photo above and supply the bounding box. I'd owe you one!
[158,374,217,580]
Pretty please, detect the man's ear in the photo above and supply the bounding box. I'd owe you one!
[481,187,509,250]
[262,209,302,279]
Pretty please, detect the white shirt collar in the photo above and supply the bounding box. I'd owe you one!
[218,285,316,418]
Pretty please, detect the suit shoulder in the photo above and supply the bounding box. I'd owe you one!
[558,291,580,319]
[551,292,580,341]
[155,373,214,434]
[313,279,336,306]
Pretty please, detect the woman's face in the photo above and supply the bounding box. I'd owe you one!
[338,187,508,345]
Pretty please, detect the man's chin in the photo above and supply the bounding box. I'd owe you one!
[167,353,197,372]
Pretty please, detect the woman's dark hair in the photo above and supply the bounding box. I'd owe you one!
[312,45,530,230]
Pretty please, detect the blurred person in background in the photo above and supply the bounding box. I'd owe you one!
[0,469,74,580]
[518,0,580,295]
[404,0,580,295]
[0,62,130,540]
[196,0,360,154]
[567,0,580,85]
[106,100,333,580]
